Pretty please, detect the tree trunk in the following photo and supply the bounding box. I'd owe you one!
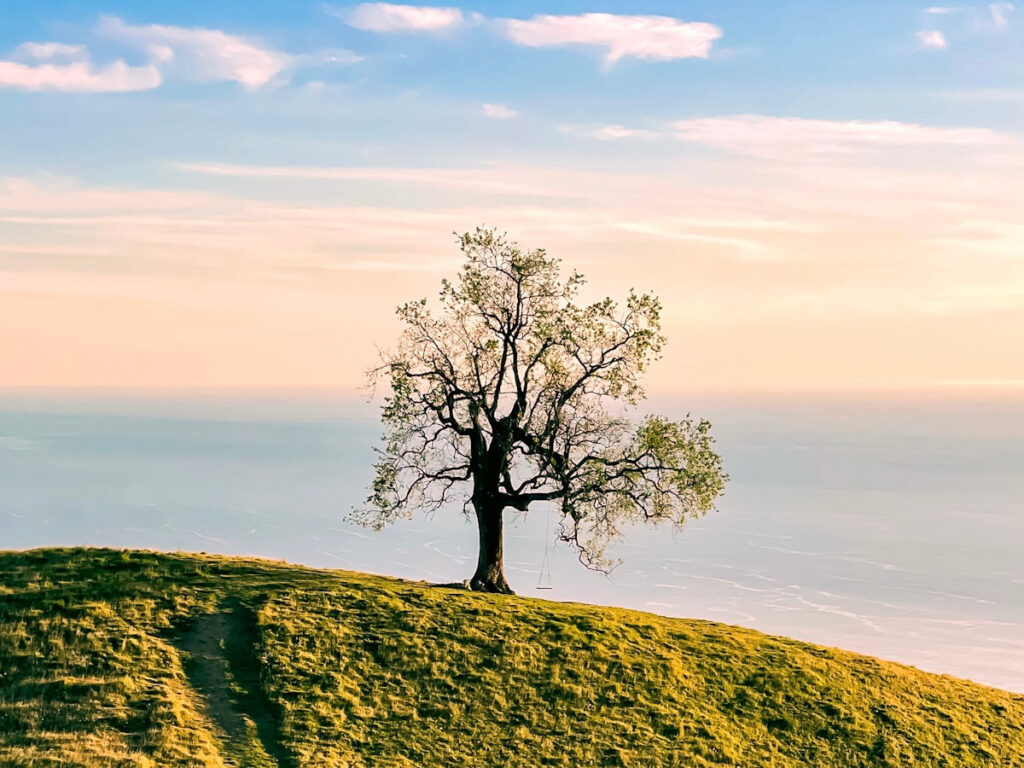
[470,500,513,594]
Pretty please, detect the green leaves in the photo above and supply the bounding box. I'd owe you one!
[356,227,727,572]
[634,414,729,516]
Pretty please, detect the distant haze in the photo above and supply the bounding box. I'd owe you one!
[2,391,1022,691]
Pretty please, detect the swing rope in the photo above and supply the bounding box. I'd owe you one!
[537,506,553,590]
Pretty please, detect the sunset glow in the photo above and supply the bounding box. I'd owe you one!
[2,2,1022,392]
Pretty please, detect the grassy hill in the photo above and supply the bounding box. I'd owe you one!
[1,548,1022,767]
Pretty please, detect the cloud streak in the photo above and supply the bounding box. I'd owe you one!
[6,154,1024,390]
[501,13,721,66]
[938,87,1024,102]
[177,161,579,197]
[672,115,1017,158]
[340,3,467,32]
[558,123,660,140]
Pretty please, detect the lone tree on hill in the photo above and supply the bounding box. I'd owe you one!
[354,229,727,593]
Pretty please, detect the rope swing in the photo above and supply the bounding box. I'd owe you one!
[536,506,553,590]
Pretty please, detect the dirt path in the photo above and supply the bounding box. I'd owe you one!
[176,606,292,768]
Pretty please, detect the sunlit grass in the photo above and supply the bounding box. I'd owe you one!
[1,548,1021,766]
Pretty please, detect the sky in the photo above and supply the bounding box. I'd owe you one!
[1,1,1023,393]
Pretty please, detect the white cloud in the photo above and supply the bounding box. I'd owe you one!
[15,42,89,61]
[98,16,291,89]
[988,2,1014,27]
[916,29,949,48]
[671,115,1013,158]
[501,13,721,67]
[341,3,465,32]
[0,57,161,92]
[926,6,966,13]
[481,103,518,118]
[0,17,311,93]
[558,123,660,141]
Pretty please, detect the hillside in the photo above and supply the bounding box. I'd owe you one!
[1,549,1022,767]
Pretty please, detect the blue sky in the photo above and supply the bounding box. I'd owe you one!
[2,1,1021,176]
[1,2,1022,389]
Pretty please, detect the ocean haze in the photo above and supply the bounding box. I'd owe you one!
[1,390,1021,692]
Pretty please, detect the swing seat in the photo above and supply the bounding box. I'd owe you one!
[536,586,553,590]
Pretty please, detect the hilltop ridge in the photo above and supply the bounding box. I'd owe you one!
[1,548,1022,767]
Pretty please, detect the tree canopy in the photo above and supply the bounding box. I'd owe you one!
[354,228,727,592]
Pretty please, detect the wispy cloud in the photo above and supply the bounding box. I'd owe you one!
[938,87,1024,101]
[916,29,949,49]
[6,157,1024,389]
[176,161,602,198]
[558,123,661,140]
[481,103,518,119]
[556,116,1018,152]
[338,3,468,32]
[613,221,769,256]
[15,42,89,61]
[923,2,1014,37]
[932,218,1024,256]
[500,13,721,67]
[99,16,291,90]
[672,115,1016,158]
[987,2,1014,28]
[173,160,741,209]
[0,37,160,92]
[0,17,357,93]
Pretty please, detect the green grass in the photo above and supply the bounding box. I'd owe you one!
[1,548,1022,767]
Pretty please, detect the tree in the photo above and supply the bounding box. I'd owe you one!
[354,229,727,593]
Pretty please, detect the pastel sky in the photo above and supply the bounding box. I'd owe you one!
[2,1,1023,392]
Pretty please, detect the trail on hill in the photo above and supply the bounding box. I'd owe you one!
[176,605,293,768]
